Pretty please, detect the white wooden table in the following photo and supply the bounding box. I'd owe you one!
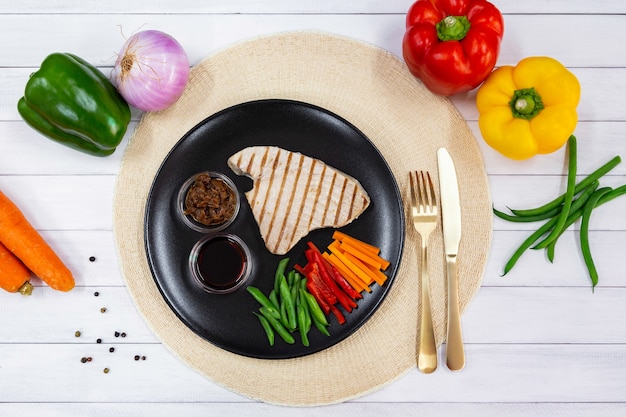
[2,1,626,415]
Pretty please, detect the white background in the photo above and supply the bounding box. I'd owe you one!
[1,1,626,415]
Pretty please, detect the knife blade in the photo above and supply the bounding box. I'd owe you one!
[437,147,465,371]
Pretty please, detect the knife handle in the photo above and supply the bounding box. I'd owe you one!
[446,255,465,371]
[418,244,437,373]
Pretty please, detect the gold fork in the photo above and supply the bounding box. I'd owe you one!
[409,171,439,374]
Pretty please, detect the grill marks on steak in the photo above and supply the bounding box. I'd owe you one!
[228,146,370,255]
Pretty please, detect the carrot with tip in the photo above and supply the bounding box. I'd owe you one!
[0,190,74,292]
[0,241,33,295]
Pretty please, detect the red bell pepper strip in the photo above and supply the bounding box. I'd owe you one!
[313,254,357,313]
[310,263,337,304]
[329,305,346,325]
[328,264,362,300]
[306,278,331,315]
[402,0,504,96]
[310,247,350,297]
[293,263,306,275]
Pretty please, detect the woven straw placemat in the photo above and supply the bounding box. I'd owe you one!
[113,31,492,406]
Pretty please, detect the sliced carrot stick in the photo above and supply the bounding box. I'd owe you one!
[339,241,383,270]
[331,231,380,256]
[0,241,33,295]
[0,190,74,292]
[338,239,390,271]
[323,252,369,293]
[328,239,342,253]
[344,251,385,286]
[365,263,389,286]
[328,244,375,287]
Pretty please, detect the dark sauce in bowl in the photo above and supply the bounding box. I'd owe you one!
[177,172,240,233]
[189,234,251,294]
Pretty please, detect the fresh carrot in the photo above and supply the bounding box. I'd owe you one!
[338,240,390,271]
[364,263,389,286]
[339,241,383,270]
[0,190,74,292]
[331,230,380,256]
[324,251,371,293]
[0,241,33,295]
[344,251,386,286]
[328,244,375,286]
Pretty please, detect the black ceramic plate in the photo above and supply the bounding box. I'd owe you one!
[145,99,404,359]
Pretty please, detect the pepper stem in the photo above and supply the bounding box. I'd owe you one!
[509,87,545,120]
[436,16,471,42]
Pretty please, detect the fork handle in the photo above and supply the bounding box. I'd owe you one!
[418,244,437,373]
[445,255,465,371]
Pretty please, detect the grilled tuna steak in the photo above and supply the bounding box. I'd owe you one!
[227,146,370,254]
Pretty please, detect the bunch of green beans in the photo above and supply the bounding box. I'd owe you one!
[494,135,626,289]
[247,258,329,346]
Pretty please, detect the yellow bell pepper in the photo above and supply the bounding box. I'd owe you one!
[476,56,580,160]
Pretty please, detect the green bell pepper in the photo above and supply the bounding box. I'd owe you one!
[17,53,131,157]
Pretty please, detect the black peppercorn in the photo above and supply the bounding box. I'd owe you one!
[89,256,96,262]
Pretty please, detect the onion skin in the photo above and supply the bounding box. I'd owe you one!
[112,30,190,112]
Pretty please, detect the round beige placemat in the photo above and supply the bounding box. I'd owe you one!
[113,31,492,406]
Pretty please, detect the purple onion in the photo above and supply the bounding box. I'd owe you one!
[112,30,190,112]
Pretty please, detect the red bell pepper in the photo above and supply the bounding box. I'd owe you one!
[329,305,346,325]
[328,264,362,300]
[402,0,504,96]
[306,263,337,306]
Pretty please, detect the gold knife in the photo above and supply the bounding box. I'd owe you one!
[437,148,465,371]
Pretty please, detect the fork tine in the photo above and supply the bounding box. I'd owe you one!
[409,171,417,209]
[418,171,428,210]
[426,171,436,209]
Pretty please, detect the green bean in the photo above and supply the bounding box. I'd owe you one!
[279,294,290,329]
[580,187,613,289]
[494,206,561,223]
[287,269,295,287]
[502,216,558,275]
[253,311,275,346]
[299,288,312,333]
[597,184,626,205]
[546,242,556,263]
[312,314,331,337]
[246,286,280,319]
[303,290,328,326]
[509,153,621,217]
[268,289,279,312]
[532,180,599,250]
[297,304,310,347]
[274,257,290,295]
[280,275,297,331]
[259,307,295,344]
[291,273,301,306]
[534,136,578,248]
